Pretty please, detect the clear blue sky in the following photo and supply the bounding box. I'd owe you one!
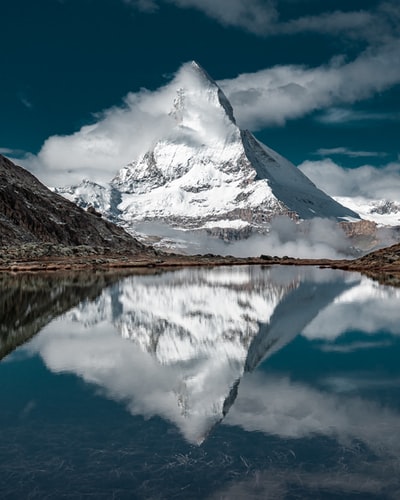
[1,0,399,186]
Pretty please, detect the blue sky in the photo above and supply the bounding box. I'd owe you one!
[1,0,400,194]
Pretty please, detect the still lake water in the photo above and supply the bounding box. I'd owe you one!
[1,265,400,499]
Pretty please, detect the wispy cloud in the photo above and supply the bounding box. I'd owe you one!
[123,0,400,42]
[314,147,388,158]
[0,147,26,157]
[123,0,158,13]
[17,91,33,110]
[124,0,278,34]
[316,107,400,124]
[317,340,393,353]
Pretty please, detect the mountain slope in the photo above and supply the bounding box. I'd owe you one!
[0,155,144,250]
[57,62,359,239]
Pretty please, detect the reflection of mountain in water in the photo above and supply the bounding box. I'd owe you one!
[0,273,123,360]
[63,266,355,443]
[245,278,354,372]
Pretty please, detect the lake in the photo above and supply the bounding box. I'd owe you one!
[1,265,400,499]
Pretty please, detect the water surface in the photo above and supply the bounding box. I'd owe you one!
[1,266,400,499]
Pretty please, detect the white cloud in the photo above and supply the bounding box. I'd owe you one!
[314,147,388,158]
[218,39,400,129]
[298,158,400,199]
[227,217,353,259]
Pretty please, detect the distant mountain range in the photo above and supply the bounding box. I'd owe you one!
[55,62,360,242]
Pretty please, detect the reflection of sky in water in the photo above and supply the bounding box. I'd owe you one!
[1,265,400,498]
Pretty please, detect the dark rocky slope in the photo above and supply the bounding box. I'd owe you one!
[0,155,145,251]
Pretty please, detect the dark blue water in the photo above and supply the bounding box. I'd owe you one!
[1,266,400,499]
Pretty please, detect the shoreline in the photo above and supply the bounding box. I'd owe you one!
[1,248,400,287]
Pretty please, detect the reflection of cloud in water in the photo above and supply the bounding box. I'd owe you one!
[227,372,400,452]
[304,277,400,340]
[219,370,400,497]
[22,266,400,447]
[318,340,393,353]
[320,374,400,395]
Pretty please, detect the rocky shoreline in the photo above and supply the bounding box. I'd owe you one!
[1,242,400,287]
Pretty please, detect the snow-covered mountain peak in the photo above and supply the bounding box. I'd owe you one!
[166,61,238,145]
[61,62,360,242]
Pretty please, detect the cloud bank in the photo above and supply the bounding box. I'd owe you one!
[299,158,400,200]
[137,216,356,260]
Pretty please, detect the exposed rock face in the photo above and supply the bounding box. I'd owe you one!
[340,220,378,237]
[340,219,379,249]
[0,155,145,251]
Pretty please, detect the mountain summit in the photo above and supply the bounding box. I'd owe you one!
[58,61,359,240]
